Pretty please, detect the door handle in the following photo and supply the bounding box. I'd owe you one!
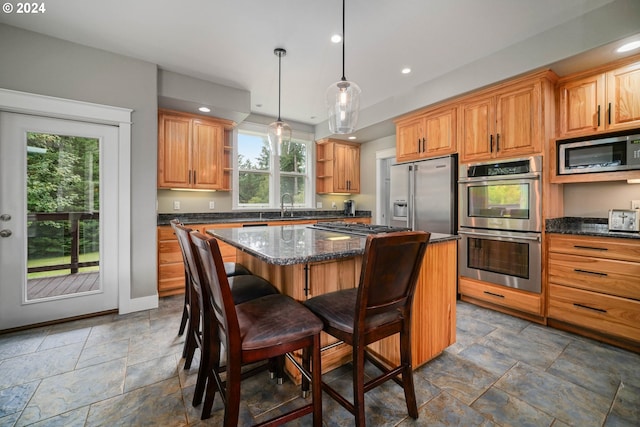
[0,229,12,237]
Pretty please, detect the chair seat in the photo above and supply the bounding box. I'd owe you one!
[303,288,401,336]
[224,262,251,277]
[229,275,279,305]
[237,294,323,351]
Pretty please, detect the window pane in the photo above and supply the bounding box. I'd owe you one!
[280,175,306,204]
[238,132,270,171]
[280,140,307,173]
[238,171,269,204]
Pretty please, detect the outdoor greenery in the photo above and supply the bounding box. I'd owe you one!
[238,136,307,205]
[26,132,100,261]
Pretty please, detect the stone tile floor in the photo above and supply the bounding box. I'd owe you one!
[0,296,639,426]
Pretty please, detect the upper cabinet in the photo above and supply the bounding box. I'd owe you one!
[557,55,640,138]
[460,70,557,163]
[158,109,234,190]
[316,139,360,194]
[395,106,457,162]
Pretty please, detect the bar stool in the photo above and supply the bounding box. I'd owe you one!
[303,231,430,427]
[171,219,251,339]
[172,222,279,373]
[189,231,323,425]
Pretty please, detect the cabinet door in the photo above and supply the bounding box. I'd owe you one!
[334,143,360,193]
[606,62,640,131]
[396,117,422,162]
[424,107,456,156]
[461,96,493,162]
[158,114,191,188]
[192,119,224,190]
[495,82,541,158]
[557,74,605,137]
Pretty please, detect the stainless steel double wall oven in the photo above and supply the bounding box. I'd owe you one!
[458,156,542,293]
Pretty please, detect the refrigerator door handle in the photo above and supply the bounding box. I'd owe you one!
[409,165,416,230]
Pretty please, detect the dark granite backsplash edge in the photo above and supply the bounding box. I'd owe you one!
[546,217,640,239]
[158,210,372,226]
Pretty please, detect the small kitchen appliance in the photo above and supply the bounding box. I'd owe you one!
[608,209,640,232]
[344,199,356,216]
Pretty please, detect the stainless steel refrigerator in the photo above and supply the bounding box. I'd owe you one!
[389,154,457,234]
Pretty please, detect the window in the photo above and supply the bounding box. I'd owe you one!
[234,123,313,209]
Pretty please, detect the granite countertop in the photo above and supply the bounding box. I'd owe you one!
[546,217,640,240]
[207,225,459,266]
[157,210,371,226]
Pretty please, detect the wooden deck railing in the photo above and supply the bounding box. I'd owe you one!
[27,212,99,274]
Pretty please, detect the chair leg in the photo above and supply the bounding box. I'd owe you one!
[178,294,189,337]
[400,328,418,419]
[184,304,200,370]
[353,345,367,427]
[301,347,310,398]
[221,363,242,426]
[311,334,322,427]
[193,329,218,407]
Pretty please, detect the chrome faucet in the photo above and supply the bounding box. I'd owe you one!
[281,192,294,217]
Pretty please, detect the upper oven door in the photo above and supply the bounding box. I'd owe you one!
[459,175,541,232]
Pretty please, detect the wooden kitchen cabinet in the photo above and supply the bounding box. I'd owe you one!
[547,234,640,350]
[556,55,640,138]
[460,70,557,163]
[158,109,234,190]
[395,105,457,162]
[316,139,360,194]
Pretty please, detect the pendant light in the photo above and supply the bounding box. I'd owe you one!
[267,48,292,156]
[326,0,361,134]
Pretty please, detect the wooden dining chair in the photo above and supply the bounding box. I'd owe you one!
[303,231,430,427]
[189,231,323,425]
[171,222,279,373]
[170,219,251,340]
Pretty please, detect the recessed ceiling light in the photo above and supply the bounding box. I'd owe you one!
[331,34,342,43]
[401,67,411,74]
[198,107,210,113]
[617,41,640,53]
[255,104,263,108]
[310,115,316,120]
[348,136,356,140]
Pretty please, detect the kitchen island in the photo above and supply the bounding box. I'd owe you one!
[207,224,459,380]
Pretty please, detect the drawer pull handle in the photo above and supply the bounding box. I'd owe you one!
[574,269,608,277]
[573,303,607,314]
[573,245,608,251]
[483,291,505,299]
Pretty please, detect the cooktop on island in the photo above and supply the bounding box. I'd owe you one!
[310,221,411,236]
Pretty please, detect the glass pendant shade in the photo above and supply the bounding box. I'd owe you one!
[326,79,361,134]
[267,119,292,156]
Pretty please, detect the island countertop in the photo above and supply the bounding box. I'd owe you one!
[207,225,459,266]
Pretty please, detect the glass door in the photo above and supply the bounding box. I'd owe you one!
[0,113,119,330]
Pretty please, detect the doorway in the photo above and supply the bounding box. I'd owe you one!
[0,113,119,329]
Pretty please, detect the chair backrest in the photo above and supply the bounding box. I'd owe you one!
[356,231,430,330]
[189,231,241,357]
[172,223,203,308]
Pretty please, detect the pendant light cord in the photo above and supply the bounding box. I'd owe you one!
[341,0,346,82]
[277,51,282,121]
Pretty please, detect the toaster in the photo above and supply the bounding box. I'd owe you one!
[608,209,640,232]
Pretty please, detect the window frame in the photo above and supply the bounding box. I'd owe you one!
[232,122,314,210]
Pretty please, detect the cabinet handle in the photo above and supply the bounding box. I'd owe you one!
[496,133,500,151]
[489,135,493,153]
[573,303,607,314]
[422,137,426,153]
[574,268,608,277]
[608,102,612,125]
[597,105,601,127]
[188,170,192,184]
[483,290,505,299]
[193,171,196,185]
[573,245,608,251]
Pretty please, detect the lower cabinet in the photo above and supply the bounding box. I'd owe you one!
[458,277,544,319]
[547,234,640,350]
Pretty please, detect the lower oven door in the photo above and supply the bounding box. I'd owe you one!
[458,228,541,293]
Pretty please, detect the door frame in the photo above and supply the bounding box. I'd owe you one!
[0,88,146,318]
[375,147,397,225]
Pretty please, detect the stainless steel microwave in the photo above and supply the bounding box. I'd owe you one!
[557,133,640,175]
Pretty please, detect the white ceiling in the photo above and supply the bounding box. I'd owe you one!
[1,0,639,141]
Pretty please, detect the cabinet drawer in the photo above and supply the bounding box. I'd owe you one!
[158,226,176,241]
[459,277,542,315]
[548,252,640,300]
[548,284,640,343]
[548,234,640,262]
[159,262,184,282]
[158,240,182,264]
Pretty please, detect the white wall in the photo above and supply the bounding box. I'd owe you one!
[0,23,158,299]
[564,182,640,217]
